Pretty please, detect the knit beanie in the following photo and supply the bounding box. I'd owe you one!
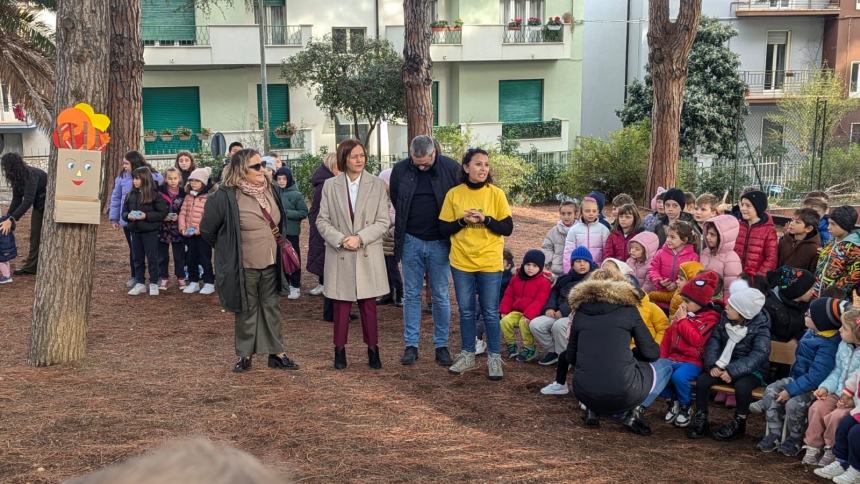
[680,271,720,307]
[830,205,859,233]
[570,245,596,270]
[809,297,850,332]
[275,167,294,187]
[662,188,686,211]
[585,191,606,213]
[650,187,667,211]
[727,279,766,320]
[679,261,704,282]
[521,249,546,271]
[766,266,815,300]
[602,257,633,276]
[741,190,768,218]
[188,167,211,184]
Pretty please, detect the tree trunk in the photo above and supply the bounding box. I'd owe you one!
[29,0,110,366]
[403,0,433,141]
[102,0,143,210]
[645,0,701,201]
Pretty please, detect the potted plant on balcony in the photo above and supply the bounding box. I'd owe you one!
[274,122,297,139]
[527,17,541,26]
[450,19,463,31]
[143,129,157,142]
[547,16,563,30]
[159,129,173,142]
[562,12,573,24]
[176,126,193,141]
[430,20,448,32]
[197,127,211,141]
[507,18,522,30]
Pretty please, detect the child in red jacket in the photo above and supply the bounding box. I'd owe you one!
[658,271,722,428]
[604,203,643,261]
[734,190,778,277]
[500,249,553,362]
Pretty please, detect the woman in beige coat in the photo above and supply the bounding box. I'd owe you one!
[316,138,391,370]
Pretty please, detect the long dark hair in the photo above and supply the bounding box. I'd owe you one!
[125,150,147,171]
[132,166,157,204]
[460,148,493,184]
[1,152,31,190]
[174,151,196,173]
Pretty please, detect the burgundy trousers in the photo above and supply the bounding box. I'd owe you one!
[332,298,378,347]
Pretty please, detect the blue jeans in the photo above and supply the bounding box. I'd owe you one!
[451,267,502,354]
[401,234,452,348]
[658,360,701,406]
[641,358,674,409]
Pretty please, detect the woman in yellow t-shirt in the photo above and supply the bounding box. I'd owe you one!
[438,148,513,381]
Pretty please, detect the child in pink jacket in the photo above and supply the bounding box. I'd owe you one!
[700,214,743,298]
[648,220,700,309]
[627,231,660,293]
[178,167,215,295]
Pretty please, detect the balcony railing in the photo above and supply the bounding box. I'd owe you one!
[502,120,562,140]
[503,26,564,44]
[736,0,840,13]
[264,25,302,46]
[742,70,818,98]
[142,25,210,46]
[431,28,461,45]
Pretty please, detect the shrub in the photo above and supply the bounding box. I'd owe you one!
[435,124,471,161]
[501,120,561,140]
[288,151,324,200]
[678,159,750,199]
[518,149,569,204]
[488,150,533,204]
[788,144,860,194]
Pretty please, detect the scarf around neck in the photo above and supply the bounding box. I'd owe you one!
[715,323,749,369]
[237,180,270,211]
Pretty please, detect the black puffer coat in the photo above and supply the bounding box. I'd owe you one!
[703,310,771,379]
[306,164,334,277]
[763,287,808,342]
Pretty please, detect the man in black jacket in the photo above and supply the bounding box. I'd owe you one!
[389,135,461,367]
[0,153,47,275]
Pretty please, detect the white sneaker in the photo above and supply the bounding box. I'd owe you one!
[448,351,476,375]
[816,461,848,479]
[833,466,860,484]
[474,338,487,355]
[127,283,146,296]
[309,284,324,295]
[125,277,137,289]
[540,382,569,395]
[199,283,216,295]
[487,353,504,381]
[288,286,301,299]
[149,284,159,296]
[183,282,200,294]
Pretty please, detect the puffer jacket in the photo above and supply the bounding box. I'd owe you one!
[819,215,832,247]
[122,188,169,233]
[566,279,660,415]
[703,310,771,379]
[627,231,660,293]
[778,230,821,274]
[784,329,840,397]
[604,227,642,262]
[815,231,860,300]
[563,218,610,272]
[274,182,308,237]
[179,182,213,234]
[542,221,572,276]
[542,268,592,317]
[700,215,743,297]
[108,170,164,227]
[820,341,860,395]
[734,212,778,277]
[499,269,553,320]
[637,293,670,347]
[668,261,705,317]
[660,305,722,367]
[764,286,810,343]
[307,164,335,277]
[648,243,699,290]
[157,184,185,244]
[655,211,696,247]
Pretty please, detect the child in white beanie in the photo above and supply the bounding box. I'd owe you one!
[688,279,771,441]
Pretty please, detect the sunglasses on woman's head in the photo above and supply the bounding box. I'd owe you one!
[248,163,263,171]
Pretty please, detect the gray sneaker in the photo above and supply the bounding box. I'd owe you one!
[487,353,504,381]
[748,400,765,414]
[448,351,476,375]
[126,277,137,289]
[777,436,803,457]
[756,433,781,453]
[801,446,821,466]
[819,448,836,467]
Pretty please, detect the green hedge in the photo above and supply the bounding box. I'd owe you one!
[502,120,562,140]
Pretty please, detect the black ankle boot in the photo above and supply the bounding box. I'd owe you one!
[233,356,252,373]
[334,347,347,370]
[687,410,710,439]
[368,346,382,369]
[623,405,652,436]
[268,353,299,370]
[583,408,600,427]
[375,292,394,305]
[393,287,403,307]
[712,413,746,441]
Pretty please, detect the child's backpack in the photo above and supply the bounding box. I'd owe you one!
[0,216,17,263]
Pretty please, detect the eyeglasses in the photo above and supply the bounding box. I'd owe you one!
[248,163,263,171]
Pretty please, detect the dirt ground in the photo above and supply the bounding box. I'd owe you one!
[0,204,819,483]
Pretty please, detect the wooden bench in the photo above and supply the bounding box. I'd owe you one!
[698,340,798,399]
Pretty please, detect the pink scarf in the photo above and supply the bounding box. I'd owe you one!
[237,180,270,211]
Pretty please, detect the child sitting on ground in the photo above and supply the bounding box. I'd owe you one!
[563,193,610,269]
[753,297,842,456]
[804,194,831,246]
[700,214,742,297]
[815,205,860,300]
[778,207,821,273]
[802,303,859,467]
[0,214,16,284]
[627,231,660,293]
[604,203,643,261]
[648,220,700,309]
[500,250,553,362]
[734,190,778,277]
[693,193,720,236]
[668,261,705,317]
[688,279,770,441]
[660,271,723,428]
[541,200,578,277]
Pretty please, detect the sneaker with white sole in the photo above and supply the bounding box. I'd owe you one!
[815,461,848,479]
[664,400,680,424]
[0,276,12,284]
[157,278,169,290]
[820,448,837,467]
[833,466,860,484]
[199,283,216,295]
[126,277,137,289]
[149,284,159,296]
[801,446,821,466]
[540,382,569,395]
[288,286,301,299]
[674,405,693,427]
[474,338,487,355]
[487,353,504,381]
[448,351,476,375]
[309,284,324,296]
[183,282,200,294]
[128,283,146,295]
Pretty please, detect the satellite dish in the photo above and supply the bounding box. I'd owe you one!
[210,132,226,157]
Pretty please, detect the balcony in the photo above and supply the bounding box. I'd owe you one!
[502,26,564,44]
[735,0,840,17]
[431,28,461,45]
[743,70,817,102]
[143,24,311,67]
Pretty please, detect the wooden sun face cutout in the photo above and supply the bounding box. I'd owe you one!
[54,149,102,224]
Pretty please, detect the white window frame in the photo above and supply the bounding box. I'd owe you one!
[851,62,860,98]
[764,30,791,92]
[500,0,545,25]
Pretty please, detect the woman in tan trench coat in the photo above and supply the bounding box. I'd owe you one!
[316,138,391,370]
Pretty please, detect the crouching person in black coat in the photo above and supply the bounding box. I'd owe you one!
[565,271,669,435]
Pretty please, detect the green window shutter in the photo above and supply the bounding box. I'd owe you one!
[498,79,543,123]
[142,87,201,154]
[432,81,439,127]
[257,84,291,148]
[263,0,285,5]
[142,0,195,43]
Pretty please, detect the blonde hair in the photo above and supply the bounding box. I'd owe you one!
[221,149,266,188]
[323,152,338,172]
[587,268,627,283]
